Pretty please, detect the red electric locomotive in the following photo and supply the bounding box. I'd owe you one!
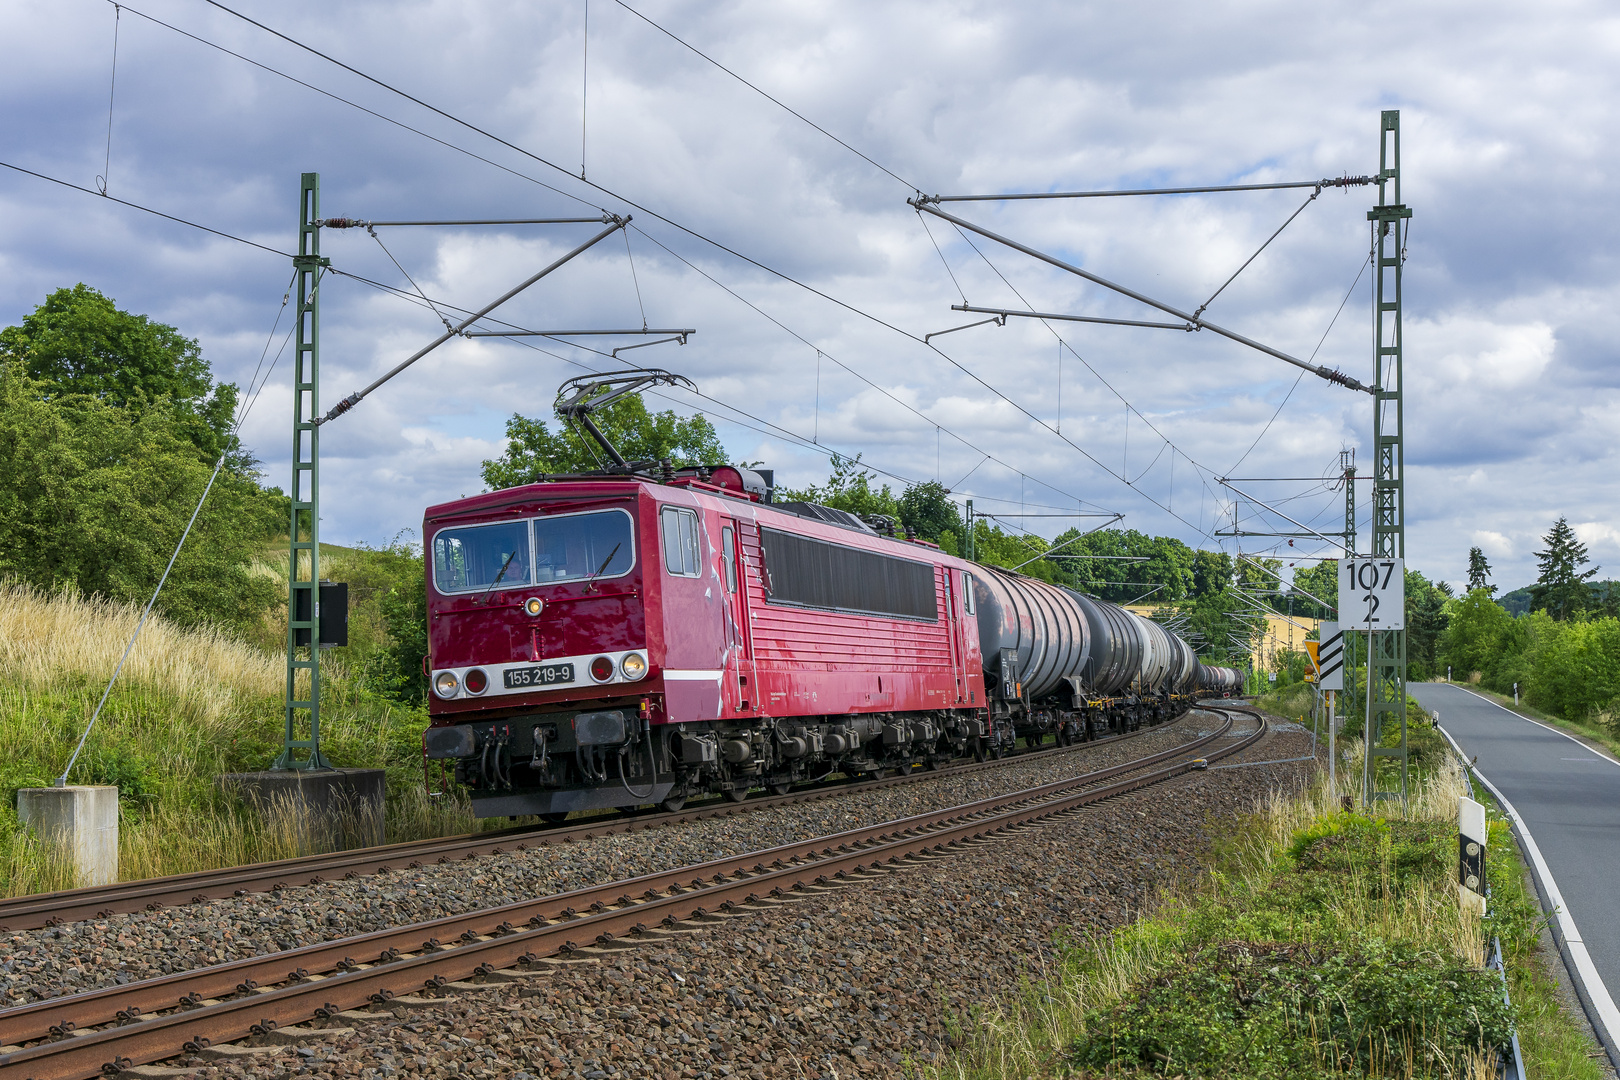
[421,462,988,818]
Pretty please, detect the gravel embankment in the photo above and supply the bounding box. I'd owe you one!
[152,717,1313,1080]
[1,718,1225,1006]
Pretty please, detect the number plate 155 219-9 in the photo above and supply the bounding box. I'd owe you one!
[503,663,575,689]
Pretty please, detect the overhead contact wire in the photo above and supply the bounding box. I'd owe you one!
[155,4,1169,530]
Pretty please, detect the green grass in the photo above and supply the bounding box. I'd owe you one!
[925,747,1608,1080]
[0,549,489,896]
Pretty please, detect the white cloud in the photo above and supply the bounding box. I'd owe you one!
[0,0,1614,592]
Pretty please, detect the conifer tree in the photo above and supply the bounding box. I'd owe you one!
[1530,517,1598,620]
[1466,546,1495,595]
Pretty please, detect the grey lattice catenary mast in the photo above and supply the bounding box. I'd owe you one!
[913,110,1410,802]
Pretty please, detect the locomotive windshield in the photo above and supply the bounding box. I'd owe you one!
[433,520,531,593]
[531,508,634,583]
[432,509,635,593]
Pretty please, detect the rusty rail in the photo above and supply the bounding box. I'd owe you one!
[0,707,1266,1079]
[0,719,1179,932]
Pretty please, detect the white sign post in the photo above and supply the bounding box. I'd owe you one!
[1459,795,1487,915]
[1342,559,1404,802]
[1338,558,1406,631]
[1318,622,1343,787]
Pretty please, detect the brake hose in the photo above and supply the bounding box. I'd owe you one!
[618,719,658,799]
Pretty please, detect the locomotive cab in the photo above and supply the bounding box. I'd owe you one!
[421,480,671,816]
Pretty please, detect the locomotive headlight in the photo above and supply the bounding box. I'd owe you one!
[524,597,544,616]
[434,671,460,698]
[620,652,647,680]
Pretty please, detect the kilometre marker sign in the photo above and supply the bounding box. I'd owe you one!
[1338,558,1405,631]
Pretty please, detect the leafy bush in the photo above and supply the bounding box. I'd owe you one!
[0,363,281,631]
[1287,813,1449,888]
[1070,937,1514,1078]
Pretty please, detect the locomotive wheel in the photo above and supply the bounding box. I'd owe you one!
[989,742,1003,760]
[926,756,945,771]
[659,794,687,813]
[1025,735,1041,750]
[724,786,749,803]
[973,740,987,763]
[767,778,792,796]
[540,812,569,824]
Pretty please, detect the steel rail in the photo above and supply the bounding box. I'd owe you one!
[0,713,1236,1045]
[0,707,1265,1079]
[0,720,1174,931]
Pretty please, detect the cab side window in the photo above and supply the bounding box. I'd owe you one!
[661,507,701,577]
[721,526,738,593]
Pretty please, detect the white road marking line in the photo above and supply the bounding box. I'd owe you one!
[1434,720,1620,1056]
[1450,685,1620,768]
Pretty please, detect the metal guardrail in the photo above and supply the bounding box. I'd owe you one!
[1486,934,1527,1080]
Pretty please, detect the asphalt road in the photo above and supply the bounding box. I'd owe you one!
[1411,682,1620,1057]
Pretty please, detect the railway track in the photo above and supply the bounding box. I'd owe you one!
[0,718,1179,933]
[0,705,1265,1080]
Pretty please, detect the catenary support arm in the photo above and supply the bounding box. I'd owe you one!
[911,199,1371,395]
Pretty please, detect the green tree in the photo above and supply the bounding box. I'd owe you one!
[1191,550,1235,598]
[1235,555,1284,594]
[1529,517,1598,621]
[1289,560,1338,618]
[1521,614,1620,721]
[480,395,728,489]
[897,481,959,542]
[371,562,429,703]
[776,455,903,521]
[0,363,281,629]
[1466,546,1495,595]
[1438,589,1515,681]
[1049,529,1194,604]
[0,284,238,460]
[1404,570,1453,681]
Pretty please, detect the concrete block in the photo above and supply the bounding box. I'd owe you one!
[16,786,119,887]
[218,768,386,854]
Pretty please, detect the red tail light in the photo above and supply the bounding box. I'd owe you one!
[589,656,615,683]
[464,668,488,694]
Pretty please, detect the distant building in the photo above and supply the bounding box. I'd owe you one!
[1124,606,1317,673]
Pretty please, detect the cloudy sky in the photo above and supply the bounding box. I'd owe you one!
[2,0,1615,593]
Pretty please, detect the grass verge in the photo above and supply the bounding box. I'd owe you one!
[926,744,1608,1079]
[0,577,481,896]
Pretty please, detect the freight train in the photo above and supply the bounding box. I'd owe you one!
[419,457,1242,819]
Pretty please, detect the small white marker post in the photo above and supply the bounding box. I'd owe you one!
[1328,691,1337,788]
[1459,794,1487,915]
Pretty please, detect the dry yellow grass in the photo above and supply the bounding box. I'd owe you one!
[0,579,282,706]
[0,578,477,893]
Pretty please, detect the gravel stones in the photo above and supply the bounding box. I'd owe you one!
[155,716,1316,1079]
[1,721,1215,1007]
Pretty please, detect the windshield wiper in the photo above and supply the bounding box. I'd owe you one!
[583,543,622,592]
[476,550,519,605]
